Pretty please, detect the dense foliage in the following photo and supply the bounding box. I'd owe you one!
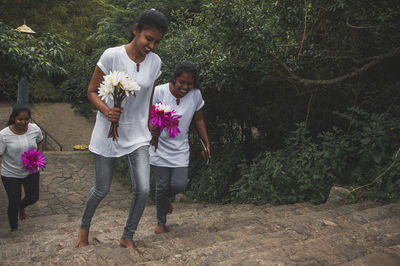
[1,0,399,204]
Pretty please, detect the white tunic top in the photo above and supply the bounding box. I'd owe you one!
[150,83,204,167]
[89,45,162,157]
[0,123,43,178]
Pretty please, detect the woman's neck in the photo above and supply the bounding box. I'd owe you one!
[169,83,182,105]
[125,42,145,63]
[169,83,180,98]
[9,124,27,135]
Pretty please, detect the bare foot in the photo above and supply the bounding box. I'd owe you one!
[19,209,27,220]
[168,200,173,214]
[10,228,18,232]
[75,227,89,248]
[154,224,167,234]
[119,237,135,248]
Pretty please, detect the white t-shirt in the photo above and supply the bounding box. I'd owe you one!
[0,123,44,178]
[149,83,204,167]
[89,45,162,157]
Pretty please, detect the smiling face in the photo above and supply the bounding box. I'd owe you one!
[13,111,30,132]
[132,25,164,57]
[173,72,195,98]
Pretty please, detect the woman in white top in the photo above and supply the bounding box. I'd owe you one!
[150,60,211,234]
[0,105,44,231]
[76,9,168,248]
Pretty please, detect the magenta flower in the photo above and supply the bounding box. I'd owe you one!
[149,103,172,132]
[21,149,46,173]
[150,102,181,151]
[166,115,182,138]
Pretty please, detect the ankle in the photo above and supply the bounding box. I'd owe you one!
[154,224,167,234]
[119,237,135,248]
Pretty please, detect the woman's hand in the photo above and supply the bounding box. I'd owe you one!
[149,123,160,137]
[201,145,211,161]
[106,107,123,122]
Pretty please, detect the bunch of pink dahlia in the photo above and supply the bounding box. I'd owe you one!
[149,102,182,150]
[21,149,46,173]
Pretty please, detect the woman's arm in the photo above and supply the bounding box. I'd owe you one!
[194,108,211,159]
[149,81,157,119]
[87,66,122,123]
[148,81,160,136]
[37,140,44,153]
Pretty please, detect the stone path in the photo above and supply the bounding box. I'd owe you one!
[1,151,399,265]
[0,102,94,151]
[30,102,94,151]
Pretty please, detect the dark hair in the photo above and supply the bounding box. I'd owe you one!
[7,105,31,126]
[129,9,168,42]
[172,60,199,88]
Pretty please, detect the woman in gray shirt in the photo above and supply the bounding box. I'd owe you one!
[0,106,44,231]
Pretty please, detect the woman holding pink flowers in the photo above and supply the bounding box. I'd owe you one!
[0,105,44,232]
[150,60,211,234]
[76,9,168,248]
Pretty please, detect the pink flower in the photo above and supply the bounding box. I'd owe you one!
[149,102,181,150]
[166,115,182,138]
[149,103,172,131]
[21,149,46,173]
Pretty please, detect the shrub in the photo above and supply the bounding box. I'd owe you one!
[229,108,400,204]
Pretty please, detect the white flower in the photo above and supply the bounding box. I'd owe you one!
[120,76,141,96]
[98,82,114,101]
[155,102,172,112]
[98,71,141,101]
[105,71,123,87]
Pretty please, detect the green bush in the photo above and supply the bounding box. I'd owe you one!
[230,124,347,204]
[229,108,400,204]
[187,144,244,203]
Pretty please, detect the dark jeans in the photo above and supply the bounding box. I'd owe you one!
[1,172,40,229]
[152,166,188,224]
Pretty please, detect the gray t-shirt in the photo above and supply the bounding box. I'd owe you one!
[0,123,43,178]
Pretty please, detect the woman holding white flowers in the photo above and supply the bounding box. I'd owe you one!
[76,9,168,249]
[150,60,211,234]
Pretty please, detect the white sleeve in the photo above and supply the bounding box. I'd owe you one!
[152,85,161,104]
[0,134,5,155]
[97,48,114,75]
[155,67,161,80]
[35,125,44,143]
[195,89,205,111]
[151,53,162,81]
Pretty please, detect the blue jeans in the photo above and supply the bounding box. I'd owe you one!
[81,146,150,240]
[152,166,188,224]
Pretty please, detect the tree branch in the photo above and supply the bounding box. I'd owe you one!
[297,0,308,60]
[273,49,400,86]
[346,16,385,29]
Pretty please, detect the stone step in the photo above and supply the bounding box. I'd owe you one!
[1,201,398,265]
[345,202,400,224]
[218,232,375,265]
[0,200,386,247]
[96,203,398,264]
[214,215,400,266]
[340,245,400,266]
[0,202,315,241]
[132,206,400,265]
[1,242,136,265]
